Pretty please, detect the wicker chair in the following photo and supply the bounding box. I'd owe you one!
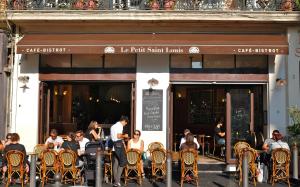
[40,149,59,187]
[148,142,164,153]
[150,148,167,181]
[59,149,81,185]
[33,144,46,178]
[233,141,250,177]
[271,148,290,187]
[5,150,27,187]
[180,148,199,187]
[238,147,258,186]
[104,150,113,184]
[124,149,142,185]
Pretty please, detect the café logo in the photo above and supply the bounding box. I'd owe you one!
[104,46,115,54]
[189,47,200,54]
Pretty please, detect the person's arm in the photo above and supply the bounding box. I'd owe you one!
[179,137,184,149]
[91,130,101,140]
[140,140,144,152]
[262,139,269,151]
[117,133,128,139]
[127,139,132,150]
[194,138,200,149]
[218,132,225,137]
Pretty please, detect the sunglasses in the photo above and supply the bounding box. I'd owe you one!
[134,133,140,136]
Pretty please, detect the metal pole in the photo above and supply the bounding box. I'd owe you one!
[95,148,102,187]
[166,154,172,187]
[29,154,37,187]
[293,143,298,179]
[242,152,248,187]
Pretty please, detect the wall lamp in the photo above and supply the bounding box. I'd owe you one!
[276,78,287,87]
[148,78,159,90]
[18,75,30,92]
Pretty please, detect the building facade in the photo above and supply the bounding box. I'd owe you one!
[0,2,300,168]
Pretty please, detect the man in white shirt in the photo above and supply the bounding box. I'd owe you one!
[110,116,129,187]
[179,129,200,149]
[45,129,64,150]
[75,130,90,155]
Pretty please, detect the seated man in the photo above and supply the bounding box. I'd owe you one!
[260,130,280,166]
[75,130,90,156]
[45,129,64,150]
[214,119,225,157]
[179,129,200,150]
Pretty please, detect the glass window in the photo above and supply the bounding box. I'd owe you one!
[105,54,136,68]
[236,55,267,69]
[40,54,71,68]
[72,54,103,68]
[203,55,234,68]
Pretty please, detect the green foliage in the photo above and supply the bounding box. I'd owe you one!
[296,0,300,10]
[287,106,300,145]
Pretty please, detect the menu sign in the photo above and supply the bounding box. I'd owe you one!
[142,89,163,131]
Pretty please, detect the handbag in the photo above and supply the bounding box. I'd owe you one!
[142,152,147,161]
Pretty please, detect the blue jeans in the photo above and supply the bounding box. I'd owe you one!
[217,138,225,145]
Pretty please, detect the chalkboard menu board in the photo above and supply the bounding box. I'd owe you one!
[142,89,163,131]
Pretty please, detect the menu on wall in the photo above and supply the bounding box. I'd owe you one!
[142,89,163,131]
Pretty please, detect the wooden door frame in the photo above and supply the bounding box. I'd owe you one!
[130,82,136,138]
[167,85,174,151]
[38,82,50,144]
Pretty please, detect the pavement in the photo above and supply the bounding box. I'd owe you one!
[1,172,298,187]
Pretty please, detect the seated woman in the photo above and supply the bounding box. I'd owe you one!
[85,121,104,142]
[127,130,145,177]
[2,133,29,174]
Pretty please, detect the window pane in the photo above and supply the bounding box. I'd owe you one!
[72,54,103,68]
[170,55,191,68]
[105,54,136,68]
[204,55,234,68]
[40,54,71,68]
[236,55,267,69]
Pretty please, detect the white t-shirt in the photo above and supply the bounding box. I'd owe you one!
[45,136,64,145]
[179,137,200,149]
[110,121,123,142]
[270,140,290,151]
[128,139,143,151]
[78,137,90,152]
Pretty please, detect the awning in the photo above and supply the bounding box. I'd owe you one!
[16,33,288,55]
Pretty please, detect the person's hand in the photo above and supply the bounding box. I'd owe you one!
[123,134,129,138]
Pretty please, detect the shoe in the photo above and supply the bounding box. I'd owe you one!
[113,182,121,187]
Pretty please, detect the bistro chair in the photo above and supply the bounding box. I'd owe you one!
[234,141,250,176]
[238,147,258,186]
[104,150,113,184]
[197,135,205,156]
[180,148,199,187]
[33,144,46,178]
[124,149,142,185]
[150,148,167,182]
[148,142,164,153]
[59,149,81,185]
[40,149,59,187]
[5,150,27,187]
[271,148,290,187]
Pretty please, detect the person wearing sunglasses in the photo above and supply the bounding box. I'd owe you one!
[127,130,145,177]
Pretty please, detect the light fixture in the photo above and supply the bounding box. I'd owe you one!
[276,78,287,87]
[18,75,29,92]
[148,78,159,89]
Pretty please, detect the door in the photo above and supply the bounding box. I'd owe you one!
[226,89,254,163]
[39,82,50,143]
[130,82,136,137]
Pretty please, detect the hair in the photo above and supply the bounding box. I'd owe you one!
[76,130,84,136]
[11,133,20,142]
[120,115,129,123]
[184,129,190,134]
[272,130,280,134]
[88,121,98,130]
[50,129,58,135]
[217,117,224,124]
[67,132,76,142]
[185,133,195,146]
[274,133,283,141]
[6,133,12,139]
[135,130,141,136]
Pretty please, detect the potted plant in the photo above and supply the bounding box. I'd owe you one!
[147,0,160,10]
[164,0,175,10]
[287,106,300,178]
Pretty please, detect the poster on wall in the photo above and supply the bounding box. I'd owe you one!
[142,89,163,131]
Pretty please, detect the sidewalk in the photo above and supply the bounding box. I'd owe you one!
[1,172,299,187]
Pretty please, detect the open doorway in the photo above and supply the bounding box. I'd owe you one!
[39,82,134,143]
[172,84,265,163]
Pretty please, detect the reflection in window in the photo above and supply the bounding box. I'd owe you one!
[40,54,71,68]
[203,55,234,68]
[236,55,268,69]
[72,54,103,68]
[105,54,136,68]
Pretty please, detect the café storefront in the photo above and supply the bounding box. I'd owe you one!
[15,32,288,165]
